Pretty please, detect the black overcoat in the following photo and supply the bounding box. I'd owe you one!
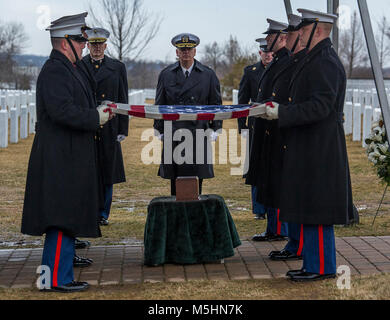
[153,60,222,179]
[256,49,307,208]
[82,54,129,185]
[237,61,267,134]
[21,50,102,238]
[245,48,290,187]
[278,38,354,225]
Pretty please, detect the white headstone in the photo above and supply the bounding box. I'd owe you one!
[0,110,8,148]
[20,106,28,139]
[373,108,382,122]
[28,103,36,134]
[362,106,373,148]
[233,90,239,105]
[10,108,18,144]
[344,102,353,135]
[353,89,360,105]
[0,96,6,111]
[353,103,361,142]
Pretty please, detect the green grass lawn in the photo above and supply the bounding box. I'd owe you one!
[0,117,388,248]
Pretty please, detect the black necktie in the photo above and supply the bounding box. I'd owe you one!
[185,71,189,79]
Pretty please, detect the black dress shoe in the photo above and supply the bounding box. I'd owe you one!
[286,269,305,277]
[252,232,287,242]
[73,255,93,268]
[75,239,91,249]
[269,250,281,257]
[40,281,90,293]
[290,272,336,282]
[99,218,109,226]
[270,250,303,261]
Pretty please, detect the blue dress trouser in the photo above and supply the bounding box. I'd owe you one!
[266,208,288,237]
[252,186,266,216]
[302,225,336,275]
[41,228,75,287]
[100,184,113,220]
[284,223,304,256]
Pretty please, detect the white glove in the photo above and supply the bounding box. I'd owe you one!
[210,131,219,142]
[97,106,110,125]
[117,135,126,142]
[264,101,280,120]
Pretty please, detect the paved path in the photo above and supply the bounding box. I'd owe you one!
[1,236,390,289]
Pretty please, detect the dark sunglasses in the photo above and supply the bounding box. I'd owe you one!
[66,34,88,43]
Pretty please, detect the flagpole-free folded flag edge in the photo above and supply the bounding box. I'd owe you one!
[103,102,266,121]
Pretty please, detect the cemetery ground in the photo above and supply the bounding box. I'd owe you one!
[1,117,390,299]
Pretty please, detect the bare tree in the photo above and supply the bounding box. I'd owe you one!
[223,35,242,67]
[88,0,163,61]
[339,10,368,78]
[0,21,30,89]
[0,21,28,55]
[377,16,390,69]
[201,42,224,76]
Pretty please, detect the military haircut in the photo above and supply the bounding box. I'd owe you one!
[51,37,65,50]
[318,23,333,36]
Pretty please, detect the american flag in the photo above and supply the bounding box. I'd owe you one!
[104,103,265,121]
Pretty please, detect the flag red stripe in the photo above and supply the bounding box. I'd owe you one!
[232,110,250,119]
[163,114,180,121]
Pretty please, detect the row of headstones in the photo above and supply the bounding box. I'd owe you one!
[0,90,37,148]
[344,87,390,148]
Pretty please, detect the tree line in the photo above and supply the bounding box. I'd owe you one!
[1,2,390,94]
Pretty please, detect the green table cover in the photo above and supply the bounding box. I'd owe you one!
[144,195,242,266]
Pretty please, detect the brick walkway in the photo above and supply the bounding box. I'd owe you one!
[1,236,390,289]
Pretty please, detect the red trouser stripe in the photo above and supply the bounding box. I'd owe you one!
[318,225,325,275]
[53,231,63,288]
[297,224,304,256]
[277,209,281,235]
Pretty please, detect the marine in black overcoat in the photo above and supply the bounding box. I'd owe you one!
[153,59,222,179]
[237,61,267,134]
[245,47,290,187]
[21,50,102,238]
[82,54,129,185]
[278,38,354,225]
[256,49,307,208]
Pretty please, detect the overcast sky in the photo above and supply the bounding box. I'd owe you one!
[0,0,389,62]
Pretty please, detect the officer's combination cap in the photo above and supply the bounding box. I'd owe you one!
[171,33,200,48]
[255,38,271,52]
[297,8,338,28]
[46,12,90,42]
[86,27,110,43]
[263,19,288,35]
[284,14,302,32]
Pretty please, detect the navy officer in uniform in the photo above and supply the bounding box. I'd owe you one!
[238,38,273,221]
[83,27,129,226]
[21,12,114,292]
[261,9,354,282]
[154,33,222,195]
[246,19,290,242]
